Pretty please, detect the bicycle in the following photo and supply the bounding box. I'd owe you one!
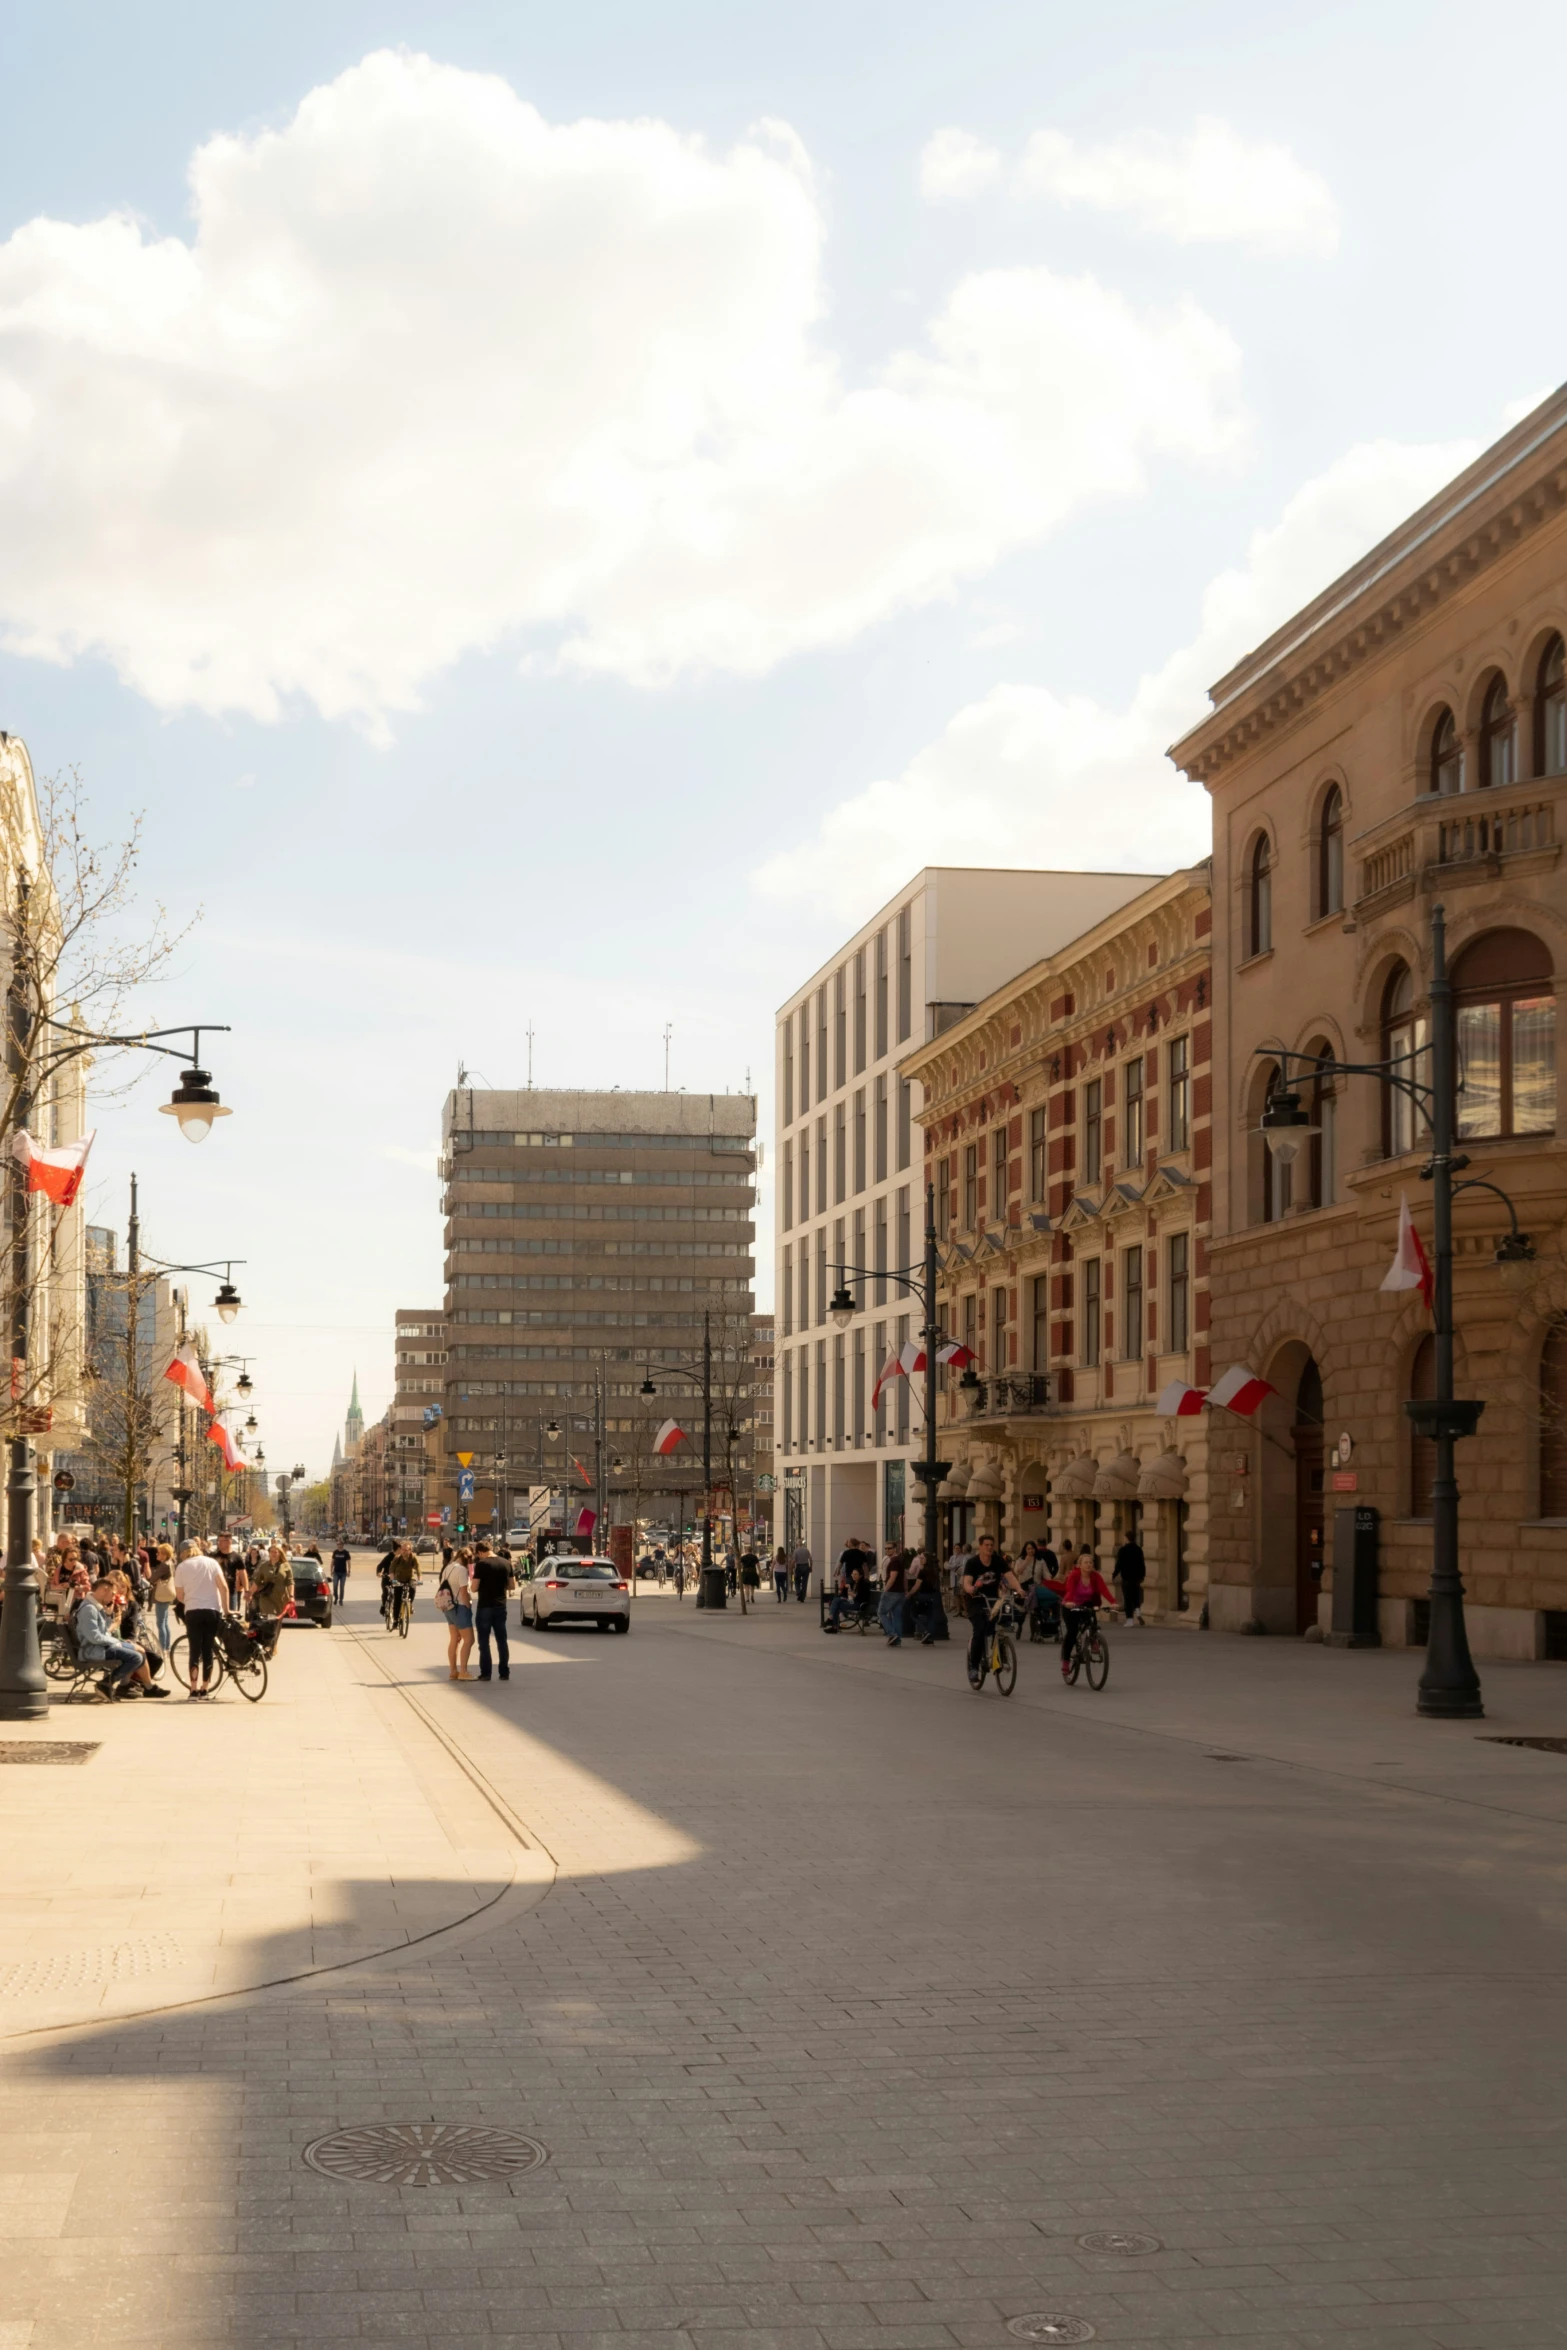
[971,1598,1019,1696]
[1062,1606,1109,1689]
[391,1579,415,1639]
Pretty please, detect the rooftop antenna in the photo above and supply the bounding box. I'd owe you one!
[526,1022,535,1090]
[663,1022,673,1092]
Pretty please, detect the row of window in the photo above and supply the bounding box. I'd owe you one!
[950,1233,1192,1376]
[781,1319,915,1451]
[451,1237,749,1260]
[782,906,915,1126]
[781,1079,914,1225]
[934,1036,1193,1231]
[782,1189,916,1335]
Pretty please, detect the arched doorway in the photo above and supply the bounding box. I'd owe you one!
[1294,1359,1325,1633]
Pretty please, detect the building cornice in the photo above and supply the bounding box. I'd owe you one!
[1169,387,1567,790]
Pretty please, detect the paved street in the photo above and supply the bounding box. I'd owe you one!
[6,1565,1567,2346]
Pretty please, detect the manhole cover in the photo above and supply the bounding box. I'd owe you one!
[0,1742,98,1764]
[1077,2230,1161,2255]
[1007,2321,1096,2344]
[303,2124,548,2187]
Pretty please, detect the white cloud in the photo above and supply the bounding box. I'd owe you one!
[919,127,1003,201]
[0,51,1246,731]
[1018,117,1338,254]
[753,434,1476,924]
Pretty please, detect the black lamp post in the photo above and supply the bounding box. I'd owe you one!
[1259,900,1529,1720]
[828,1181,950,1584]
[0,1016,233,1720]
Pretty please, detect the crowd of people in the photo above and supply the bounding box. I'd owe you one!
[376,1536,518,1680]
[39,1524,320,1700]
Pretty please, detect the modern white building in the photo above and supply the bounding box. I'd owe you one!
[774,866,1153,1580]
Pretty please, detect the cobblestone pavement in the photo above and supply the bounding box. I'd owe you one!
[7,1576,1567,2346]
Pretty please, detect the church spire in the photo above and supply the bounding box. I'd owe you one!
[344,1369,364,1456]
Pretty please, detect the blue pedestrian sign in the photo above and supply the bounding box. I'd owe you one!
[457,1470,476,1502]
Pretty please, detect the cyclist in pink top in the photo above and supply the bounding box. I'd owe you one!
[1059,1556,1114,1680]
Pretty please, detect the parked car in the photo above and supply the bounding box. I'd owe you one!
[414,1535,439,1555]
[288,1553,333,1628]
[523,1556,630,1633]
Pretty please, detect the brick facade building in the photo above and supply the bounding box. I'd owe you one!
[901,867,1213,1618]
[1172,386,1567,1655]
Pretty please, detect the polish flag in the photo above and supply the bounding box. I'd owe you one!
[11,1129,94,1207]
[575,1505,597,1538]
[571,1455,593,1487]
[1380,1191,1434,1313]
[653,1418,687,1456]
[206,1416,247,1471]
[1206,1365,1276,1418]
[164,1346,214,1415]
[870,1350,901,1410]
[1156,1380,1206,1418]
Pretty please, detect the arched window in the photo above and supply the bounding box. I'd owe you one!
[1541,1319,1567,1516]
[1536,634,1566,776]
[1301,1041,1336,1209]
[1248,834,1272,957]
[1430,706,1463,797]
[1410,1334,1436,1519]
[1452,929,1555,1139]
[1480,674,1516,790]
[1382,963,1426,1157]
[1317,786,1344,918]
[1260,1063,1291,1223]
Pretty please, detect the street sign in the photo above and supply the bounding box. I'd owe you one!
[52,1470,74,1492]
[457,1470,476,1502]
[440,1506,451,1524]
[425,1511,441,1526]
[456,1451,474,1468]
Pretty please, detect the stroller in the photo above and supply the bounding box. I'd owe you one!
[1022,1577,1063,1644]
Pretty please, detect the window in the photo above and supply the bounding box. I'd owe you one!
[874,1075,887,1182]
[799,1018,810,1110]
[1082,1260,1102,1367]
[1029,1106,1046,1202]
[992,1125,1008,1220]
[897,905,912,1043]
[815,1340,827,1444]
[1167,1035,1190,1151]
[781,1353,793,1450]
[895,1311,910,1439]
[816,1117,827,1211]
[853,1089,866,1193]
[1409,1334,1436,1519]
[874,927,888,1059]
[1453,929,1556,1139]
[817,988,828,1103]
[1318,784,1344,917]
[834,967,847,1088]
[962,1290,978,1369]
[854,949,866,1074]
[798,1247,809,1334]
[896,1076,911,1170]
[1031,1273,1049,1372]
[1248,834,1272,956]
[782,1141,793,1229]
[1167,1232,1189,1354]
[1382,964,1428,1157]
[782,1245,792,1336]
[815,1228,827,1324]
[896,1187,910,1288]
[1309,1052,1337,1209]
[1124,1057,1145,1164]
[1542,1320,1567,1516]
[851,1209,863,1310]
[1430,706,1463,797]
[1538,636,1567,777]
[832,1334,844,1447]
[1261,1064,1291,1222]
[992,1285,1008,1368]
[872,1317,886,1442]
[1123,1246,1143,1360]
[1480,674,1516,790]
[784,1015,795,1126]
[1084,1080,1103,1183]
[936,1156,951,1239]
[874,1196,887,1305]
[963,1144,978,1228]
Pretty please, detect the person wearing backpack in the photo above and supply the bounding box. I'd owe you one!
[438,1548,475,1680]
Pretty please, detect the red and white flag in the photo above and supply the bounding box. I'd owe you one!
[870,1350,902,1410]
[206,1415,247,1472]
[872,1337,976,1409]
[1380,1191,1434,1313]
[653,1418,687,1456]
[164,1345,214,1416]
[11,1128,94,1208]
[1156,1380,1206,1418]
[1206,1365,1275,1418]
[575,1505,598,1538]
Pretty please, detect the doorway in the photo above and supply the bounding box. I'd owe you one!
[1295,1358,1325,1633]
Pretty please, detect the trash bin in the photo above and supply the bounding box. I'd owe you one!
[700,1566,728,1610]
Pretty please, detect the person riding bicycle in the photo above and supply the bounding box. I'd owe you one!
[1059,1553,1115,1679]
[386,1538,420,1628]
[961,1535,1025,1688]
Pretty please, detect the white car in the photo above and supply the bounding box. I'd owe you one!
[524,1556,631,1633]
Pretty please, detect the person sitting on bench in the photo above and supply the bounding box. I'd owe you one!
[73,1577,167,1700]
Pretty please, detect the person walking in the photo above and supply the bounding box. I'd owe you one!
[791,1541,812,1605]
[739,1545,761,1600]
[471,1538,514,1681]
[907,1547,945,1644]
[674,1553,687,1599]
[252,1544,295,1623]
[878,1544,909,1646]
[150,1543,178,1656]
[440,1548,476,1679]
[1114,1527,1147,1625]
[330,1537,351,1607]
[772,1546,789,1602]
[173,1537,229,1699]
[213,1529,249,1611]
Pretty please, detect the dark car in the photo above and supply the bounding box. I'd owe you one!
[288,1554,333,1628]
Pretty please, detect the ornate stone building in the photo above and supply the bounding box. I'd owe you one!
[901,868,1212,1617]
[1171,386,1567,1656]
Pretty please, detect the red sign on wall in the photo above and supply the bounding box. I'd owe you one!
[1330,1471,1358,1492]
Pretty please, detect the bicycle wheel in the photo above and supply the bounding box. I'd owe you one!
[167,1635,189,1689]
[1065,1640,1082,1685]
[43,1639,75,1684]
[992,1633,1017,1696]
[1084,1630,1109,1689]
[397,1592,412,1638]
[230,1651,268,1703]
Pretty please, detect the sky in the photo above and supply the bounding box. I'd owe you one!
[0,0,1561,1476]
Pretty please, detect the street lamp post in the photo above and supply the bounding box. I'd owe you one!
[1259,900,1525,1721]
[828,1182,949,1590]
[641,1312,717,1602]
[0,1015,233,1721]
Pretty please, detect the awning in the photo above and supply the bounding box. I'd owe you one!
[967,1461,1005,1500]
[1092,1448,1143,1500]
[1052,1453,1098,1499]
[1137,1448,1189,1501]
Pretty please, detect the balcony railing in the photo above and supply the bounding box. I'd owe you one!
[1358,833,1414,901]
[961,1373,1053,1420]
[1438,800,1553,864]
